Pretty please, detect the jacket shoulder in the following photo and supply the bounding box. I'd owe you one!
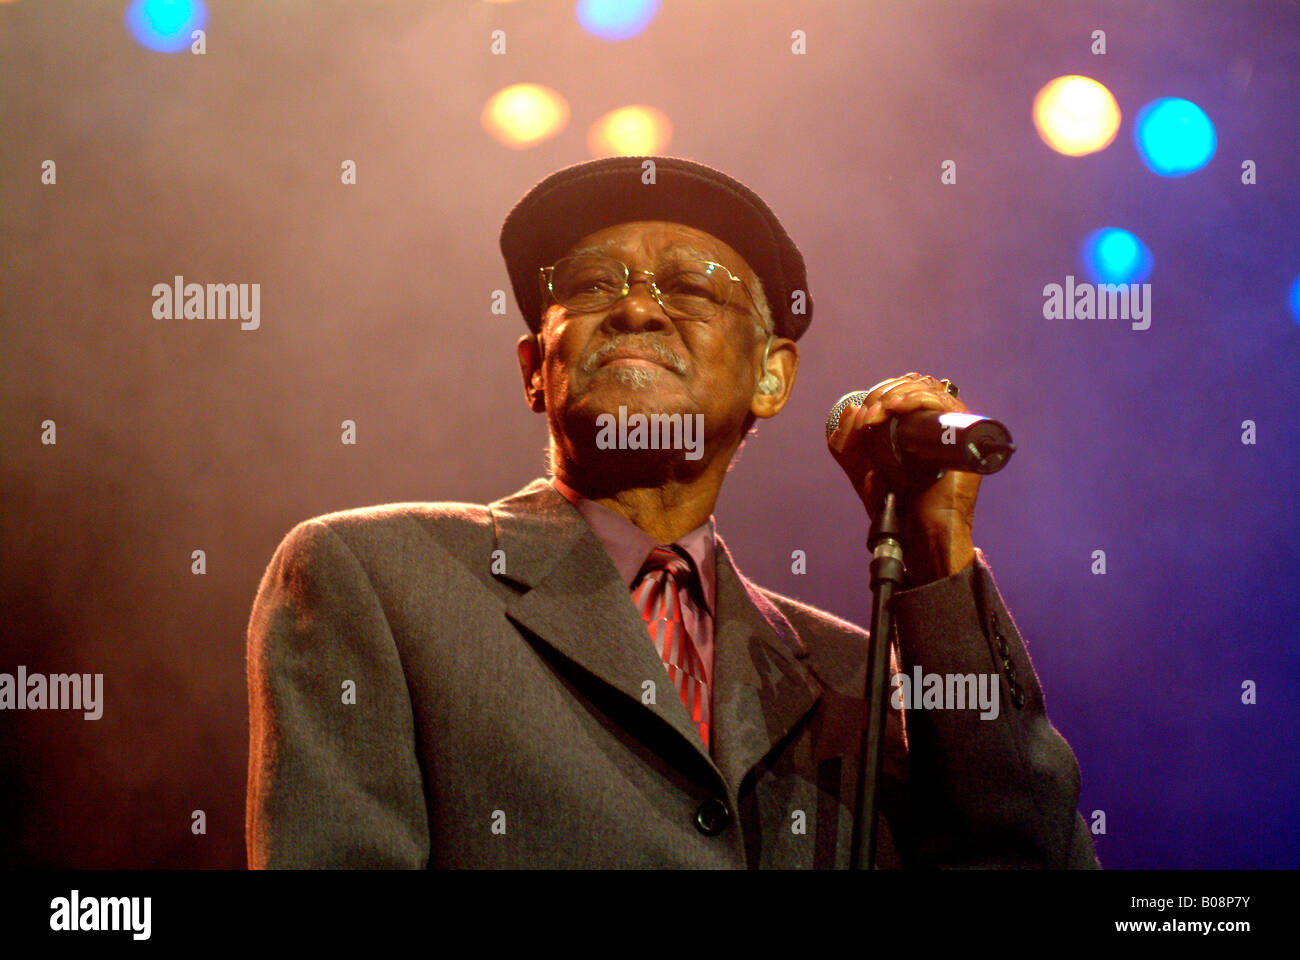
[757,586,869,643]
[754,585,870,686]
[272,500,495,562]
[308,500,491,531]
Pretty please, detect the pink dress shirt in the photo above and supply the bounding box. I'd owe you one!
[549,476,717,687]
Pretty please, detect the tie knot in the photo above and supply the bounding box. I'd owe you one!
[639,544,693,585]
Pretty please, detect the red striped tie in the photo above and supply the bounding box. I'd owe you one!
[634,545,710,749]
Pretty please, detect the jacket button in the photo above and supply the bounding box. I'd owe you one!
[693,799,731,836]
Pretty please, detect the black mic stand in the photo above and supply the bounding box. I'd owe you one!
[849,486,906,870]
[833,399,1016,868]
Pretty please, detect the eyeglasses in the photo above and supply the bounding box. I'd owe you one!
[539,254,757,322]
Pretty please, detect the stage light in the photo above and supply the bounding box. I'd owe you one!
[1033,75,1122,157]
[576,0,660,41]
[1081,227,1153,285]
[1134,97,1216,177]
[125,0,207,54]
[1289,275,1300,324]
[482,83,570,149]
[587,105,672,157]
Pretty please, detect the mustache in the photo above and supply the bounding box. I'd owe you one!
[581,335,688,375]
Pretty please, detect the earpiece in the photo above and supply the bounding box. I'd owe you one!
[756,335,780,396]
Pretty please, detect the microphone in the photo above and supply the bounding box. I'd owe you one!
[825,390,1016,477]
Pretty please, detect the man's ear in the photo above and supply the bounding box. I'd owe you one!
[516,333,546,413]
[750,335,798,419]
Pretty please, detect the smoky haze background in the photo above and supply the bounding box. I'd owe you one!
[1,0,1297,868]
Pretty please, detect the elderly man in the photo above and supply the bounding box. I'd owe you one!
[246,156,1099,869]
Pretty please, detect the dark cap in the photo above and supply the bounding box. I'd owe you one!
[499,155,812,341]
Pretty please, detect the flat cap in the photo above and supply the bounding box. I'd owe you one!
[499,155,812,341]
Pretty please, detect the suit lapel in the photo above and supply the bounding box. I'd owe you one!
[488,479,824,793]
[490,479,715,759]
[709,536,823,792]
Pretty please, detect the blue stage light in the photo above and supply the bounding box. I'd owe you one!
[575,0,660,41]
[1081,228,1153,285]
[125,0,207,54]
[1134,97,1217,177]
[1289,275,1300,324]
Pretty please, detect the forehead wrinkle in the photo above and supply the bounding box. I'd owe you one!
[661,244,726,264]
[566,238,744,276]
[562,241,616,260]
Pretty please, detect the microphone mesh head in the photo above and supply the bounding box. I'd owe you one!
[825,390,871,438]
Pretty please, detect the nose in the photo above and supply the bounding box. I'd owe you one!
[603,272,673,334]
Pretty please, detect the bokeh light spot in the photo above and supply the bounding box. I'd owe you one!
[482,83,570,149]
[576,0,660,41]
[1134,97,1216,177]
[1081,228,1153,285]
[587,105,672,157]
[1033,75,1122,157]
[125,0,207,54]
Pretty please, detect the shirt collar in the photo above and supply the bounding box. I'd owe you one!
[549,475,716,616]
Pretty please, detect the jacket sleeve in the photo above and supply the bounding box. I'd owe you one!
[885,548,1100,869]
[245,519,430,868]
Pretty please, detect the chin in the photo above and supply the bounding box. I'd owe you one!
[596,363,669,389]
[571,382,688,421]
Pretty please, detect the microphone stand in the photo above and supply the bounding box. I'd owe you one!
[849,487,906,870]
[832,399,1015,868]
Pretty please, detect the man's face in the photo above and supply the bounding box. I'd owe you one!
[525,220,769,465]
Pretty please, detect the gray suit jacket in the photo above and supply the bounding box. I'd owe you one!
[246,478,1100,868]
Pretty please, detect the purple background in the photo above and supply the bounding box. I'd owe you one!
[2,0,1297,868]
